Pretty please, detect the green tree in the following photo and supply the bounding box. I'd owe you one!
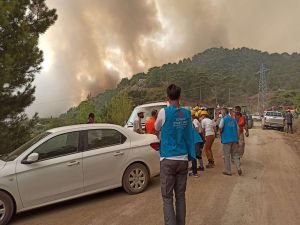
[102,92,133,125]
[0,0,57,152]
[0,113,39,154]
[74,97,97,124]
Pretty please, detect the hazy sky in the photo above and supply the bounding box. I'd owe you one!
[27,0,300,117]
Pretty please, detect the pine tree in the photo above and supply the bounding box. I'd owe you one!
[0,0,57,152]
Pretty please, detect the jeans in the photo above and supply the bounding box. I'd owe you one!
[191,143,204,174]
[160,159,188,225]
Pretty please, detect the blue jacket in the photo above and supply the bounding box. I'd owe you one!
[221,115,239,144]
[160,105,196,160]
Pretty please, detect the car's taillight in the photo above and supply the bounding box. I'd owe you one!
[150,142,160,151]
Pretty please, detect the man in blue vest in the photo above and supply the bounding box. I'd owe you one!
[219,108,242,176]
[155,84,195,225]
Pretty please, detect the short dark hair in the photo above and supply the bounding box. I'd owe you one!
[235,106,241,111]
[151,109,158,117]
[222,108,229,114]
[167,84,181,100]
[88,113,95,118]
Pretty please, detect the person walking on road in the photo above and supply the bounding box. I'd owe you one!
[233,106,249,158]
[133,111,144,134]
[155,84,195,225]
[191,111,205,171]
[200,110,216,168]
[219,108,242,176]
[285,109,294,134]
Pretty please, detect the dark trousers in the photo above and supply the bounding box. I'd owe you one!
[287,123,293,133]
[160,159,188,225]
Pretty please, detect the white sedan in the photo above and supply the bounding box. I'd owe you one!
[0,124,160,225]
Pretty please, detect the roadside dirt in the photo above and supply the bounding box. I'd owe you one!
[12,123,300,225]
[283,119,300,156]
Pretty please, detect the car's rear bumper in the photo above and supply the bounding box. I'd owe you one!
[264,122,284,128]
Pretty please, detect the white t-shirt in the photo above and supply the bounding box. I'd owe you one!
[201,118,216,136]
[193,118,201,133]
[133,117,142,133]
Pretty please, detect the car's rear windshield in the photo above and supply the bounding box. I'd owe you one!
[127,105,167,126]
[266,112,283,117]
[1,132,51,161]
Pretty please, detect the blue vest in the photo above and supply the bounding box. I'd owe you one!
[160,105,195,160]
[193,129,203,144]
[221,115,239,144]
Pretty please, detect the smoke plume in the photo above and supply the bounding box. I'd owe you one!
[30,0,300,116]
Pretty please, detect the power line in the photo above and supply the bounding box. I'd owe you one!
[256,64,269,113]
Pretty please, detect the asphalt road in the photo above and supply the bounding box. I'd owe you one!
[11,124,300,225]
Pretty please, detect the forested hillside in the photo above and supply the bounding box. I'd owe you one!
[58,47,300,124]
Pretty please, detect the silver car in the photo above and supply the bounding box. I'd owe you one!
[0,124,160,225]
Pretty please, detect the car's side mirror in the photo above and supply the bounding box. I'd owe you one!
[22,153,39,164]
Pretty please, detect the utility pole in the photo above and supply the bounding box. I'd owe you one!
[256,64,269,113]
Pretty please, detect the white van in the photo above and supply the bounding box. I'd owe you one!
[125,102,168,130]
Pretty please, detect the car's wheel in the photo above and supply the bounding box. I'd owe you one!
[0,191,14,225]
[122,163,150,195]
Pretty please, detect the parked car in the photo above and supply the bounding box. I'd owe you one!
[262,111,285,131]
[0,124,160,225]
[125,102,168,130]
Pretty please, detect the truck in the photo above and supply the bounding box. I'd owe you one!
[262,111,285,131]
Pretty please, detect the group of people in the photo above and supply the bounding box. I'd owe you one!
[133,110,159,135]
[87,85,250,225]
[146,84,249,225]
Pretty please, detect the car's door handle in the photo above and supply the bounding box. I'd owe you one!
[113,151,124,156]
[67,161,80,166]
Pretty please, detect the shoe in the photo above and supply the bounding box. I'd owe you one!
[198,167,205,171]
[222,172,232,176]
[206,164,214,169]
[238,169,242,176]
[189,172,199,178]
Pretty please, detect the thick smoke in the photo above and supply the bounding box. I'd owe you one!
[30,0,300,116]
